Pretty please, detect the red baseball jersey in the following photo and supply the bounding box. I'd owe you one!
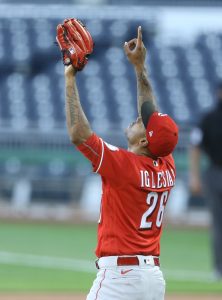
[77,133,176,258]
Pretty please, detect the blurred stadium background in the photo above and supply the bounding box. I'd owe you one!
[0,0,222,298]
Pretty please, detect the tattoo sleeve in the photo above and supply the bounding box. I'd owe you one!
[135,65,157,116]
[65,75,92,145]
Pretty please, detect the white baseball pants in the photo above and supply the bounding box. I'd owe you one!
[86,256,165,300]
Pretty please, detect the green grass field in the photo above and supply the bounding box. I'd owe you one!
[0,222,221,294]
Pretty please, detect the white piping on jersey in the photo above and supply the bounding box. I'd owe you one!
[82,143,99,157]
[95,138,104,173]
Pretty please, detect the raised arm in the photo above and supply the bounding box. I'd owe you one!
[65,65,92,145]
[124,26,157,116]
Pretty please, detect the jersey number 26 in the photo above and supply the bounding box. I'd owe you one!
[140,191,169,229]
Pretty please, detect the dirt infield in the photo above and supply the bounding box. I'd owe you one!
[0,294,221,300]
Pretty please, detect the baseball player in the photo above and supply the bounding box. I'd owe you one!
[60,21,178,300]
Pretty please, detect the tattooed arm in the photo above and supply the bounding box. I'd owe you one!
[124,26,157,115]
[134,65,156,116]
[65,66,92,145]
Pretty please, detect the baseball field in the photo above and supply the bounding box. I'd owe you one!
[0,222,221,300]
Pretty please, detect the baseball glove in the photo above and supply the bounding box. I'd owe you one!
[56,18,94,71]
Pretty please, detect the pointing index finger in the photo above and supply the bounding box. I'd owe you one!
[124,41,130,55]
[137,26,142,47]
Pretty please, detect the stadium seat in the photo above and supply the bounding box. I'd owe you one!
[0,18,221,135]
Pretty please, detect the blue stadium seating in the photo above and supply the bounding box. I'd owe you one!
[1,15,222,203]
[0,17,221,133]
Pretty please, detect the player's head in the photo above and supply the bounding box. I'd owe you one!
[125,102,178,158]
[125,117,148,155]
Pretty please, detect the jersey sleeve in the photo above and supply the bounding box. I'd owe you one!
[77,133,130,180]
[76,133,102,172]
[164,154,174,167]
[164,154,176,178]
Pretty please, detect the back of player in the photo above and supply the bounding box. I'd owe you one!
[78,134,176,300]
[96,144,175,258]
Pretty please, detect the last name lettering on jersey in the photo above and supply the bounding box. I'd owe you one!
[140,169,175,189]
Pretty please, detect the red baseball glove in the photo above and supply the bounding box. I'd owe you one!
[56,18,94,71]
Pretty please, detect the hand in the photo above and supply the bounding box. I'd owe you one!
[124,26,146,70]
[64,65,77,77]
